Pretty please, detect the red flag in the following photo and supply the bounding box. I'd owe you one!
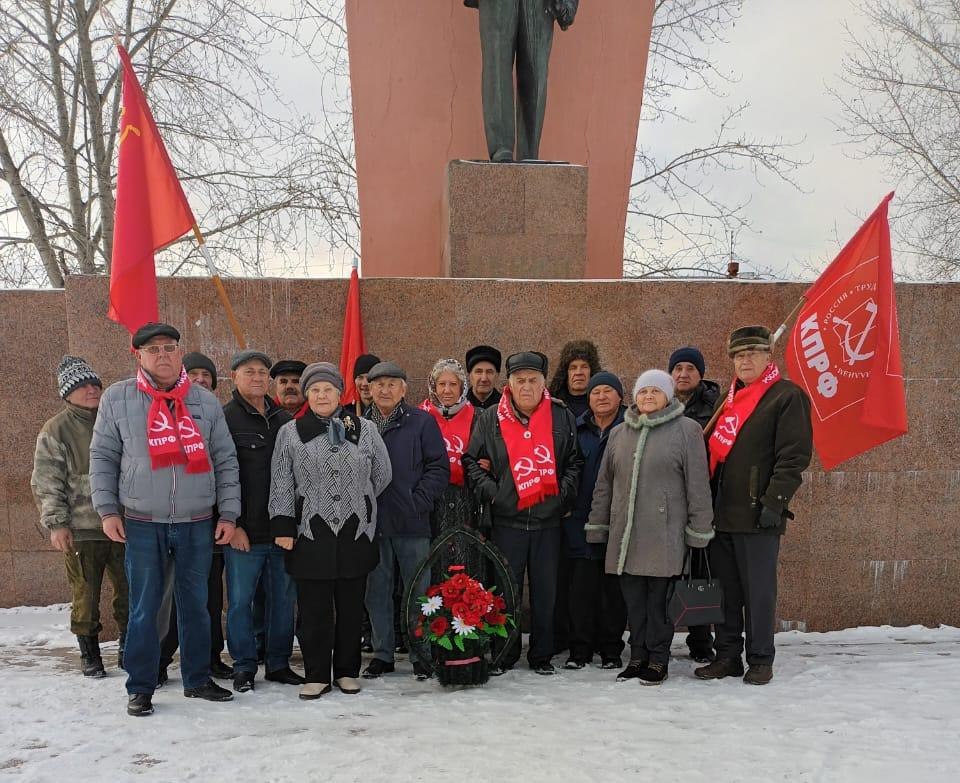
[786,192,907,470]
[339,264,367,406]
[108,45,196,335]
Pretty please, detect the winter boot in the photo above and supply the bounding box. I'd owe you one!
[638,661,669,686]
[117,632,126,670]
[743,664,774,685]
[127,694,154,717]
[616,660,647,682]
[77,635,106,678]
[694,657,744,680]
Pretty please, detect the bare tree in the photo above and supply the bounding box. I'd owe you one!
[624,0,806,278]
[834,0,960,280]
[0,0,358,288]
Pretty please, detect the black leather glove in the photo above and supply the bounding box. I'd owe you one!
[758,505,782,529]
[552,0,578,30]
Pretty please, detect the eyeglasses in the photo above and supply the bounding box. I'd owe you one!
[139,344,180,355]
[733,350,769,363]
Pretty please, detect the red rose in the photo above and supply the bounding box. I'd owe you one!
[463,611,482,627]
[487,612,507,626]
[451,602,469,619]
[426,584,442,598]
[429,616,449,636]
[463,587,482,604]
[414,626,424,638]
[441,583,459,601]
[450,573,471,591]
[493,595,506,610]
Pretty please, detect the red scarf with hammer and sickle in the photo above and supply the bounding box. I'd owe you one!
[137,367,211,474]
[420,400,474,486]
[707,363,780,476]
[497,387,559,510]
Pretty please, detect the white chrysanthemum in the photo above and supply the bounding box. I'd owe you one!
[452,616,475,636]
[420,595,443,616]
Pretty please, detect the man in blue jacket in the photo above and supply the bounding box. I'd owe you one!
[361,362,449,680]
[563,371,627,670]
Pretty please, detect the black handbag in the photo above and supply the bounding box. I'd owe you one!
[667,548,724,627]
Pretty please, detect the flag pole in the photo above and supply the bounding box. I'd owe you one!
[703,293,807,435]
[192,225,247,348]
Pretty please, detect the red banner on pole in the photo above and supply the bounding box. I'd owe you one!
[786,192,908,470]
[339,264,367,406]
[108,45,196,335]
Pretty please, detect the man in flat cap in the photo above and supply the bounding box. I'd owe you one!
[183,352,218,391]
[222,350,302,693]
[90,322,240,716]
[271,359,308,419]
[463,351,583,675]
[361,361,450,680]
[352,353,381,417]
[465,344,502,410]
[696,326,812,686]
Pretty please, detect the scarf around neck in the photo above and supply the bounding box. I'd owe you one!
[420,399,474,486]
[368,400,404,435]
[497,387,559,510]
[707,362,781,476]
[137,367,211,474]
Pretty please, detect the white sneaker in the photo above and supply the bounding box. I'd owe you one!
[334,677,361,695]
[299,682,331,700]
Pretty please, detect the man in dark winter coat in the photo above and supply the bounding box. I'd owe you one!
[463,351,583,675]
[563,371,627,670]
[547,339,601,419]
[271,359,309,418]
[32,356,128,678]
[696,326,812,686]
[362,361,450,680]
[159,350,233,684]
[465,344,502,410]
[222,350,303,693]
[668,345,721,663]
[352,353,381,417]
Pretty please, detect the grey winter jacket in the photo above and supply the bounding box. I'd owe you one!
[586,400,714,577]
[89,376,241,524]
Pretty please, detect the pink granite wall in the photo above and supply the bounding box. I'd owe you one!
[2,276,958,634]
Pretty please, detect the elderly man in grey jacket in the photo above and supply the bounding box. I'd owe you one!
[90,322,241,717]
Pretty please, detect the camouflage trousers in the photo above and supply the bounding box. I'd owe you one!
[64,540,129,637]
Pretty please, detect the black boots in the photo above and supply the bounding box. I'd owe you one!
[77,635,106,678]
[127,694,154,717]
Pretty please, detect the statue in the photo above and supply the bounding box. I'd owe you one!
[465,0,579,162]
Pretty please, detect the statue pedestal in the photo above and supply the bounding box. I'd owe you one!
[442,160,588,279]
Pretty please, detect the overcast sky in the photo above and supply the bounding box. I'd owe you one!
[645,0,893,280]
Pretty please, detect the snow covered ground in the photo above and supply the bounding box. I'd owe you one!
[0,605,957,782]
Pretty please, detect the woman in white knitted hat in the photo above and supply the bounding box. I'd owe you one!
[585,369,714,685]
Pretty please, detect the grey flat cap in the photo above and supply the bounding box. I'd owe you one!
[230,350,273,371]
[367,361,407,382]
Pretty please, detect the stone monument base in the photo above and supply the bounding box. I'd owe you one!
[443,160,587,278]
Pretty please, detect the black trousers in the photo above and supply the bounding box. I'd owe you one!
[711,532,781,665]
[297,576,366,683]
[478,0,555,160]
[553,555,572,654]
[685,547,715,654]
[619,574,674,666]
[492,524,562,667]
[568,558,626,662]
[159,551,225,669]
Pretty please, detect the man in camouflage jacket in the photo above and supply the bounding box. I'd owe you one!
[31,356,128,678]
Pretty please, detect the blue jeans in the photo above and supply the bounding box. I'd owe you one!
[365,536,430,665]
[124,519,214,694]
[224,543,296,674]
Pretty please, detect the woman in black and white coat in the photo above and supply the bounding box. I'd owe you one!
[269,362,392,699]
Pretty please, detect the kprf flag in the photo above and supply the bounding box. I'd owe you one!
[339,264,367,406]
[108,45,196,335]
[786,192,908,470]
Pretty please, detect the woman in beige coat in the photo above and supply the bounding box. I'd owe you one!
[586,369,714,685]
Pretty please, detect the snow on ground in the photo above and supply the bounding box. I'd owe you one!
[0,605,958,782]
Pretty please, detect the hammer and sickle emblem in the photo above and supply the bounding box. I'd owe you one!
[513,457,536,479]
[149,409,174,433]
[177,418,199,439]
[719,414,739,438]
[445,435,465,456]
[533,444,554,465]
[832,299,878,366]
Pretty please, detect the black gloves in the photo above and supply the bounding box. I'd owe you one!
[552,0,578,30]
[758,505,782,529]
